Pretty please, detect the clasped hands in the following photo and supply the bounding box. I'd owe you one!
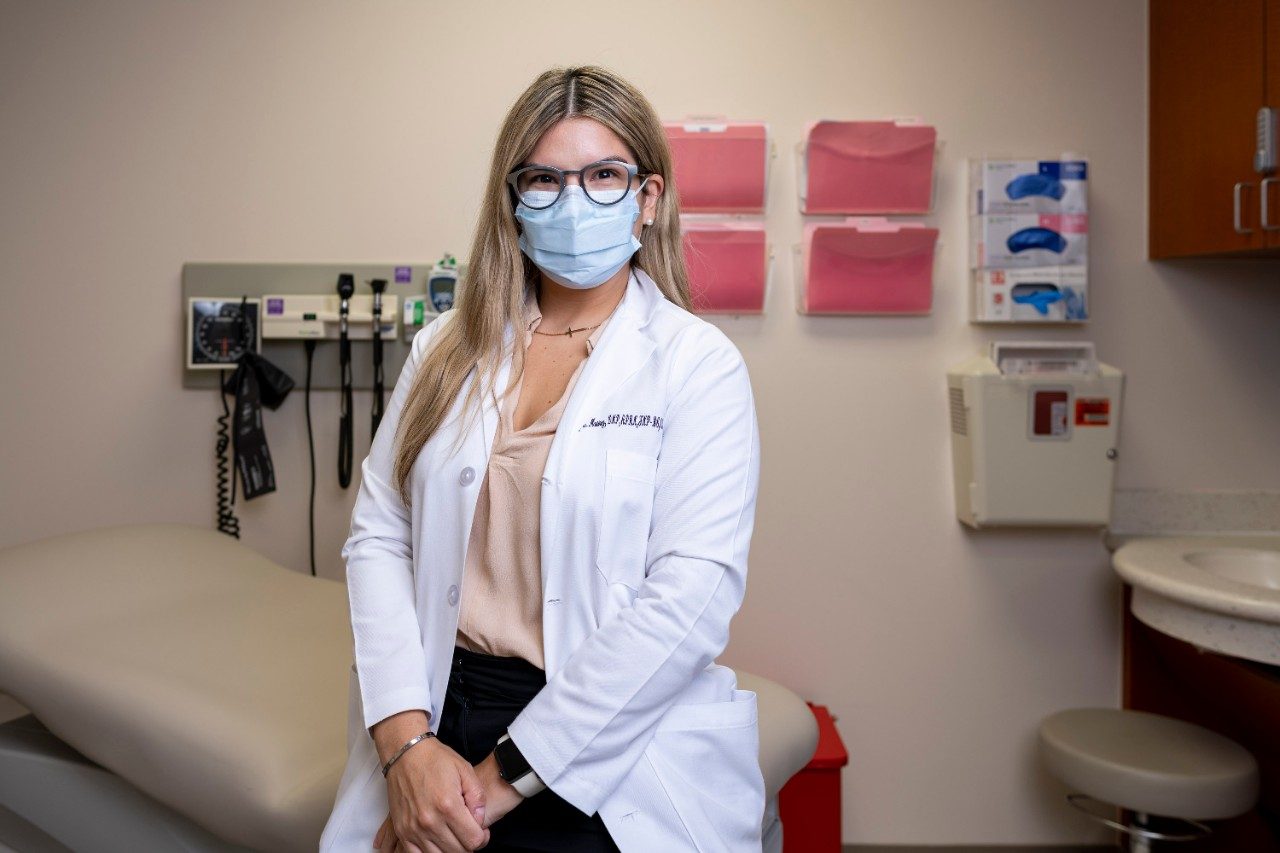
[374,737,525,853]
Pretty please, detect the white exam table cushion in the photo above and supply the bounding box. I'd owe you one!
[0,523,820,852]
[0,523,353,852]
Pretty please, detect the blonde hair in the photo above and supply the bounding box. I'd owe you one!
[392,65,690,506]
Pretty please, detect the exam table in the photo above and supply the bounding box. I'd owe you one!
[0,524,818,852]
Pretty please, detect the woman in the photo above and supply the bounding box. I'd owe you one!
[320,65,764,853]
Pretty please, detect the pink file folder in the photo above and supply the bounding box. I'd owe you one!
[800,218,938,315]
[682,221,767,314]
[665,121,768,213]
[802,120,937,214]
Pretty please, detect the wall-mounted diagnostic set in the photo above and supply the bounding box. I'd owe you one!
[182,258,465,571]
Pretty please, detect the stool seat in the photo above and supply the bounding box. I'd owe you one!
[1039,708,1259,820]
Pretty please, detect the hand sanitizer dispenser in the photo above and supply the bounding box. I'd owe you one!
[947,342,1123,528]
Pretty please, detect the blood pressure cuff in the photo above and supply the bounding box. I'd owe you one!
[1004,172,1066,201]
[227,351,295,410]
[221,352,295,500]
[1006,226,1068,255]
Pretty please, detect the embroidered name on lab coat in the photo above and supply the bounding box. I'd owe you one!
[582,413,664,430]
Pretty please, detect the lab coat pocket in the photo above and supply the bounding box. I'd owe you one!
[596,448,658,590]
[648,689,766,851]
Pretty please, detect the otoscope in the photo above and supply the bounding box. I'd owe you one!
[369,277,387,438]
[336,273,354,489]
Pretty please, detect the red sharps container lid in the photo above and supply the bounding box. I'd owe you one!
[805,702,849,769]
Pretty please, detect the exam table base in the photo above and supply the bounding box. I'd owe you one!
[0,713,255,853]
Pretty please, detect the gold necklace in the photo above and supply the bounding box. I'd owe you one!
[531,322,603,339]
[530,282,624,339]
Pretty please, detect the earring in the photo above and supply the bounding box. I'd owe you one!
[644,219,653,226]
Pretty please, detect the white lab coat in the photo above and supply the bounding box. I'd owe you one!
[320,267,764,852]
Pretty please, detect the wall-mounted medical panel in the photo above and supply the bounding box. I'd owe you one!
[799,120,937,214]
[182,262,441,392]
[682,221,769,314]
[796,218,939,315]
[665,120,769,213]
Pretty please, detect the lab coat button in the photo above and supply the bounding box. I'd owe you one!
[459,467,475,486]
[447,584,459,606]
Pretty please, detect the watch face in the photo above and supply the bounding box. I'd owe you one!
[496,735,532,780]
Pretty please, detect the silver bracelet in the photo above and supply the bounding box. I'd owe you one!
[382,730,437,778]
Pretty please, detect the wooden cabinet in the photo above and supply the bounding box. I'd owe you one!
[1124,588,1280,850]
[1149,0,1280,258]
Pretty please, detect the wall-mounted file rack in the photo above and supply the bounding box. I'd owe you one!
[795,218,939,315]
[666,117,773,314]
[665,119,770,213]
[798,119,939,214]
[682,220,770,314]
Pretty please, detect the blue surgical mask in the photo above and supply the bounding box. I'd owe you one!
[514,184,644,289]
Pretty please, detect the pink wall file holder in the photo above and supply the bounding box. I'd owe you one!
[798,217,939,315]
[800,120,937,214]
[682,221,768,314]
[665,120,768,213]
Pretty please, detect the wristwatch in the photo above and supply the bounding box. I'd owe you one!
[493,731,547,797]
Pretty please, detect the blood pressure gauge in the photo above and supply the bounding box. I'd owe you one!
[187,298,261,370]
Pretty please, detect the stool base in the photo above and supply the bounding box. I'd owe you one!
[1066,793,1212,852]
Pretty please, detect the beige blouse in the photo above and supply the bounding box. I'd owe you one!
[453,288,612,670]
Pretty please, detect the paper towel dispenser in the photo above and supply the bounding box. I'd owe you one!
[947,341,1123,528]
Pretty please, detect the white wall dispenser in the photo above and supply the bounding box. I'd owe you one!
[947,341,1123,528]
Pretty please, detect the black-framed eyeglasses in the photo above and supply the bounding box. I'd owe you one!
[506,159,652,209]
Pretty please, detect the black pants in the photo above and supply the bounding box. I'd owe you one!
[435,645,621,853]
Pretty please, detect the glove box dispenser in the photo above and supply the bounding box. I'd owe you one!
[947,342,1123,528]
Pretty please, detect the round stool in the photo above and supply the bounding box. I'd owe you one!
[1039,709,1259,852]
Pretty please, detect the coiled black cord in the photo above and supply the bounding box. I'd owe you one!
[215,368,241,539]
[304,339,318,576]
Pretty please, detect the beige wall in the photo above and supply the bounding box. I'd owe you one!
[3,0,1279,845]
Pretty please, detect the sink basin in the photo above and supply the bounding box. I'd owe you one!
[1183,548,1280,591]
[1113,536,1280,666]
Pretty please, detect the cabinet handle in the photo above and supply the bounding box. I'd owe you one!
[1234,182,1256,233]
[1262,177,1280,230]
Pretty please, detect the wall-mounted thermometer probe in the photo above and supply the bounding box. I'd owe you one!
[369,277,387,437]
[336,273,355,489]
